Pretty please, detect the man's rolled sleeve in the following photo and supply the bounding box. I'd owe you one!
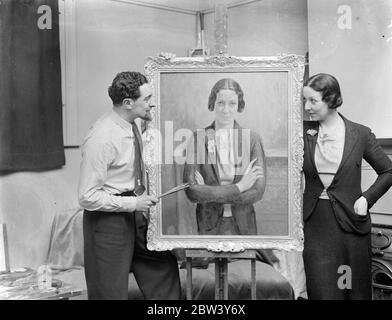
[119,196,137,213]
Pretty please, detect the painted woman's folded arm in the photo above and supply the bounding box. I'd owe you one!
[183,163,241,203]
[230,175,266,204]
[228,135,267,204]
[183,132,267,205]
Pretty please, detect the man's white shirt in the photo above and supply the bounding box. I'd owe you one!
[78,109,139,212]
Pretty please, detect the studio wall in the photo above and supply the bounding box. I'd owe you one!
[308,0,392,138]
[203,0,308,56]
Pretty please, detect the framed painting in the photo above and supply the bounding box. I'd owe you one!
[143,55,305,252]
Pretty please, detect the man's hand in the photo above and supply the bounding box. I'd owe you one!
[236,161,263,193]
[159,52,176,60]
[354,196,368,216]
[136,194,158,212]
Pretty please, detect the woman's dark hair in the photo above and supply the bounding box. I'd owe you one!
[208,78,245,112]
[108,71,148,105]
[305,73,343,109]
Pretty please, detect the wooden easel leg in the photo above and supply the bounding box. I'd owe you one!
[251,258,256,300]
[223,258,228,300]
[214,258,229,300]
[215,258,220,300]
[186,257,192,300]
[0,224,10,273]
[187,250,257,300]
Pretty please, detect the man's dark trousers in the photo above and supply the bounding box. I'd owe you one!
[83,207,181,300]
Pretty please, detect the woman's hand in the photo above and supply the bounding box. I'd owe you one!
[236,165,264,193]
[194,170,205,185]
[354,196,368,216]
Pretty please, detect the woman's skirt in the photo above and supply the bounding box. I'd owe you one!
[303,199,372,300]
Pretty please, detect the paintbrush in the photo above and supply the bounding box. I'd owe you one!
[158,182,192,199]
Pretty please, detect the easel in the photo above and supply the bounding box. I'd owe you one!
[184,1,257,301]
[0,224,10,273]
[185,249,257,300]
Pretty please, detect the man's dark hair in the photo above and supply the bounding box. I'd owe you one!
[108,71,148,105]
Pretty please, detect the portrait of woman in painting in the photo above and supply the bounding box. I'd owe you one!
[183,78,263,235]
[183,78,277,264]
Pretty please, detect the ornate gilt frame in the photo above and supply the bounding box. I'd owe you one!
[144,55,305,252]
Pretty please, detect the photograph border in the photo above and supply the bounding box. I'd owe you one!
[144,55,305,252]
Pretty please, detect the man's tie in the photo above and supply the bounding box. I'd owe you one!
[131,122,146,196]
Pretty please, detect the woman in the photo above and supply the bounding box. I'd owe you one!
[302,73,392,299]
[183,78,277,264]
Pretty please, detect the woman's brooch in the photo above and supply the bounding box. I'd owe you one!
[207,139,215,153]
[206,129,216,154]
[306,129,318,136]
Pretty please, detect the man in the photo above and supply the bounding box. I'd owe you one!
[78,71,181,300]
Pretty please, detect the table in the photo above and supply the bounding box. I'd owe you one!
[0,268,83,300]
